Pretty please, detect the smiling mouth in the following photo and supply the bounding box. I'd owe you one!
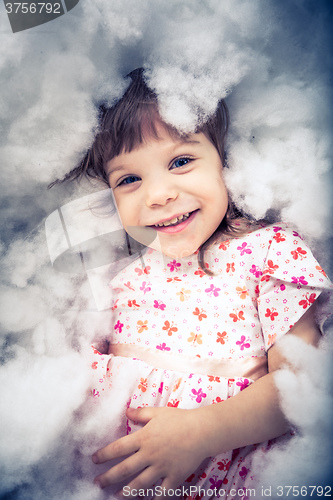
[153,212,192,227]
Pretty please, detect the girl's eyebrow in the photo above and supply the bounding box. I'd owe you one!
[106,165,125,176]
[177,139,201,146]
[169,138,202,152]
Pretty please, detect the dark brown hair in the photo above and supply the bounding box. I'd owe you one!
[50,68,251,274]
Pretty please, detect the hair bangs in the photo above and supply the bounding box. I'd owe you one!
[101,101,182,165]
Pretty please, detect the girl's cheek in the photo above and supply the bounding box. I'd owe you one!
[113,198,127,219]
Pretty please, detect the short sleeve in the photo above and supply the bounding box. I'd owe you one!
[257,225,332,350]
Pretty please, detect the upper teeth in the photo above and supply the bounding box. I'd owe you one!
[155,212,190,227]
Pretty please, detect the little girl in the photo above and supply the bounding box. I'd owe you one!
[57,69,331,499]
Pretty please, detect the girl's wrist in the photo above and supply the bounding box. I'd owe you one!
[191,405,228,458]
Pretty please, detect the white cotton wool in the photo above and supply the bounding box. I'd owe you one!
[32,317,68,357]
[224,74,332,235]
[96,0,147,43]
[0,351,91,489]
[57,480,105,500]
[252,332,333,490]
[253,430,333,492]
[0,285,48,332]
[2,236,49,288]
[5,55,98,184]
[72,358,151,500]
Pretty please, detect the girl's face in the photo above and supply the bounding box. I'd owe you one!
[106,124,229,259]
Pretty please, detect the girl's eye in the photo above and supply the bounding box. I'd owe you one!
[118,175,141,186]
[171,157,192,169]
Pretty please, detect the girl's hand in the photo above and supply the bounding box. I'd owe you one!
[92,406,209,496]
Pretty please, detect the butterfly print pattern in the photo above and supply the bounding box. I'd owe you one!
[90,223,331,499]
[106,222,330,363]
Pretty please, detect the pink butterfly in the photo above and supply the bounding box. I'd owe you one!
[114,320,124,333]
[191,388,207,403]
[140,281,151,294]
[205,284,220,297]
[153,300,166,310]
[236,378,250,391]
[236,335,251,350]
[156,343,170,351]
[237,242,252,255]
[167,259,181,272]
[291,276,308,286]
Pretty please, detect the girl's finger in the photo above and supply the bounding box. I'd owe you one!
[126,406,156,424]
[95,451,150,488]
[93,434,139,464]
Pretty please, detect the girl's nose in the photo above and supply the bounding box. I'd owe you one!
[144,179,179,207]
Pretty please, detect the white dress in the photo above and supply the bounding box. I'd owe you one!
[91,223,331,499]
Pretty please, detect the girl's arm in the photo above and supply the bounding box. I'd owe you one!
[92,305,321,494]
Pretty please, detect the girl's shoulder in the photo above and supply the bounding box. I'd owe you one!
[245,221,299,240]
[211,221,310,263]
[217,220,297,247]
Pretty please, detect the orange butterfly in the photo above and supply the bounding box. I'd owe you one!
[187,332,203,344]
